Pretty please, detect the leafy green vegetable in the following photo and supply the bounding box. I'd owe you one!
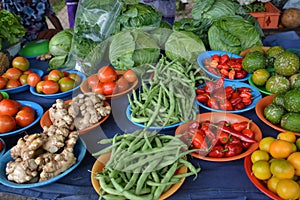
[208,16,262,54]
[0,10,25,50]
[109,30,160,70]
[49,29,73,56]
[165,31,206,64]
[113,3,162,33]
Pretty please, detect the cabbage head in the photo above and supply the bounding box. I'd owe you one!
[109,30,160,70]
[208,16,262,54]
[49,29,73,56]
[165,31,206,64]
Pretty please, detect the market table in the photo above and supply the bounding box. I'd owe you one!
[0,58,275,200]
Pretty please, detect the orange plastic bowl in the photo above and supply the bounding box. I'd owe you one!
[175,112,262,162]
[40,100,110,135]
[80,70,138,100]
[255,94,300,136]
[91,153,187,200]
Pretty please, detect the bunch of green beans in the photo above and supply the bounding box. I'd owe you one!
[92,130,201,200]
[128,56,209,128]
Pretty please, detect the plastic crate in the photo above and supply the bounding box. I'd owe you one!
[248,2,281,29]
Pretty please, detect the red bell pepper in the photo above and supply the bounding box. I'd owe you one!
[220,54,230,64]
[235,69,247,79]
[224,143,243,157]
[234,102,246,110]
[192,131,208,149]
[208,145,225,158]
[242,120,254,139]
[230,121,248,132]
[220,69,229,77]
[211,54,220,62]
[228,70,236,80]
[213,124,256,143]
[219,99,233,111]
[196,93,209,104]
[218,131,229,144]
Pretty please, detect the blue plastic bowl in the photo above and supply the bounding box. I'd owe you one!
[0,100,44,137]
[196,81,262,113]
[126,104,183,130]
[197,50,250,82]
[0,137,86,188]
[30,70,86,99]
[0,68,44,94]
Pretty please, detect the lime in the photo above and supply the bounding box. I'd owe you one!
[252,69,270,86]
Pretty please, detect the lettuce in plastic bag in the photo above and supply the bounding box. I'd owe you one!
[165,31,206,64]
[109,30,160,70]
[208,16,262,54]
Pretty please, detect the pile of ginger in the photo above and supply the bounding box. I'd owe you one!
[5,93,111,184]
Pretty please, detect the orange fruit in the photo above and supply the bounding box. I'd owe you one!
[267,176,280,194]
[276,179,300,200]
[277,131,296,143]
[259,136,275,153]
[270,159,295,179]
[251,150,270,163]
[252,160,272,180]
[287,152,300,171]
[269,139,294,159]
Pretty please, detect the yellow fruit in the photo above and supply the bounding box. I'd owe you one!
[267,176,280,194]
[252,69,270,86]
[269,139,294,159]
[251,150,270,163]
[277,131,296,143]
[287,152,300,170]
[270,159,295,179]
[276,179,300,200]
[252,160,272,180]
[259,136,275,153]
[296,138,300,151]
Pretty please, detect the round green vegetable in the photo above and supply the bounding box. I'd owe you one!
[49,29,73,56]
[265,75,290,94]
[283,89,300,113]
[264,103,286,124]
[242,51,266,73]
[266,46,285,67]
[280,113,300,132]
[274,51,300,76]
[272,93,286,108]
[289,73,300,89]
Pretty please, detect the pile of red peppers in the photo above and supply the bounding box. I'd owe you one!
[182,119,257,158]
[203,53,247,80]
[196,78,253,111]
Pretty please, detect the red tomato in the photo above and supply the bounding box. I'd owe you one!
[15,110,35,127]
[5,68,23,80]
[12,56,30,71]
[48,69,64,82]
[19,74,28,85]
[5,79,21,89]
[58,77,75,92]
[23,69,33,75]
[36,81,45,93]
[20,105,35,116]
[87,75,100,90]
[27,72,41,87]
[63,71,70,77]
[42,80,59,94]
[123,69,137,83]
[0,99,19,117]
[102,82,117,95]
[116,77,129,93]
[0,76,7,89]
[0,115,16,133]
[42,75,49,81]
[97,66,117,83]
[92,82,104,94]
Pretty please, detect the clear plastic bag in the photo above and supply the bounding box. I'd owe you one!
[64,0,123,75]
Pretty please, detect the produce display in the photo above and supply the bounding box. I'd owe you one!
[0,99,36,133]
[246,132,300,200]
[47,93,111,131]
[5,125,79,183]
[202,52,247,80]
[92,129,200,200]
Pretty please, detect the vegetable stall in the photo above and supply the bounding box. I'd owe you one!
[0,0,300,199]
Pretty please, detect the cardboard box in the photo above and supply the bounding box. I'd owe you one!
[248,2,281,29]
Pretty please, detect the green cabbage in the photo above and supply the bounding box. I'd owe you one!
[165,31,206,64]
[49,29,73,56]
[208,16,262,54]
[109,30,160,70]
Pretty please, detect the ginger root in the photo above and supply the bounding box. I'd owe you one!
[6,158,39,183]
